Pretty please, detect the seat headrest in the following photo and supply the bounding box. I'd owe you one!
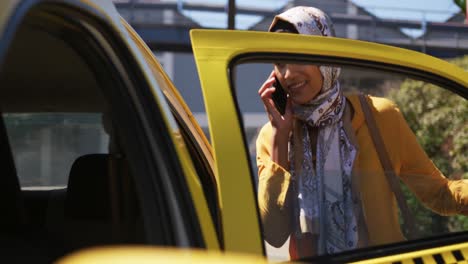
[65,154,111,220]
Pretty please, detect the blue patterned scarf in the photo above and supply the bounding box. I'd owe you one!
[271,6,359,255]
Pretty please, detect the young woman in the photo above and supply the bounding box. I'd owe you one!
[256,6,468,259]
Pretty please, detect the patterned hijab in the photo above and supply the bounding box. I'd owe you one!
[270,6,359,255]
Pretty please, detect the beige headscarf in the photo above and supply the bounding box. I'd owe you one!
[270,6,360,255]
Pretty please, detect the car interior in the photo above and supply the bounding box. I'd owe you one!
[0,8,147,263]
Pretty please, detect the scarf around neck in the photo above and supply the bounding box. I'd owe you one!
[270,6,360,255]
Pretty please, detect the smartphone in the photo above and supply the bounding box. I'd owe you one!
[272,76,287,115]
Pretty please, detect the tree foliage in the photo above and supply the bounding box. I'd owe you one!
[389,55,468,237]
[454,0,467,15]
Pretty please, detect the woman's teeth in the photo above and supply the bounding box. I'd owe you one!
[289,81,306,90]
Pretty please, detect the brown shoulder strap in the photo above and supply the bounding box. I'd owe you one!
[358,93,418,239]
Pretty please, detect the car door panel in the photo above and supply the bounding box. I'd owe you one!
[191,29,468,261]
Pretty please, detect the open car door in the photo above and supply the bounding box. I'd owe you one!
[191,29,468,262]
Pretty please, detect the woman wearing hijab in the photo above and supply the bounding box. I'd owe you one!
[256,6,468,259]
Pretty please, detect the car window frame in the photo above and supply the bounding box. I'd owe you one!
[191,29,468,260]
[121,20,223,247]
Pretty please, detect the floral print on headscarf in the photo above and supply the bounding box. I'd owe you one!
[269,6,360,255]
[269,6,336,37]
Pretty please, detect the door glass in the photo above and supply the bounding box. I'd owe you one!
[233,59,467,261]
[4,113,108,188]
[0,7,150,260]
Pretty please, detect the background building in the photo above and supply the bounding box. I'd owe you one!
[113,0,467,144]
[114,0,467,114]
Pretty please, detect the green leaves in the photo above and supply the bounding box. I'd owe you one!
[454,0,467,14]
[390,55,468,236]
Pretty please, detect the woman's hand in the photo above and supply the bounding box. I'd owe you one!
[258,71,293,169]
[258,71,294,134]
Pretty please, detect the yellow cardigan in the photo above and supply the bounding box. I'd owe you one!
[256,94,468,249]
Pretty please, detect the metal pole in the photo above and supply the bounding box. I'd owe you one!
[228,0,236,29]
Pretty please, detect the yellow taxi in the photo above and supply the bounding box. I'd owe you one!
[0,0,466,263]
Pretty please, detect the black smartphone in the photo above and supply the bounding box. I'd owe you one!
[272,76,287,115]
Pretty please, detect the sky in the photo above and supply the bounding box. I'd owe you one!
[178,0,462,37]
[352,0,460,36]
[352,0,459,21]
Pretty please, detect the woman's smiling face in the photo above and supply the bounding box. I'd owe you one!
[274,63,323,105]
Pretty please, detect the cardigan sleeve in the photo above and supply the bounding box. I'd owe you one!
[256,123,293,247]
[395,106,468,216]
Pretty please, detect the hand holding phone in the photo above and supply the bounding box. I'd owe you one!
[259,73,292,169]
[271,76,287,115]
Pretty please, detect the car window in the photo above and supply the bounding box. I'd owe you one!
[4,113,108,188]
[0,13,150,264]
[232,59,467,261]
[0,3,206,262]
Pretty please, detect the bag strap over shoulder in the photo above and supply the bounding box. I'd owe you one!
[358,93,419,240]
